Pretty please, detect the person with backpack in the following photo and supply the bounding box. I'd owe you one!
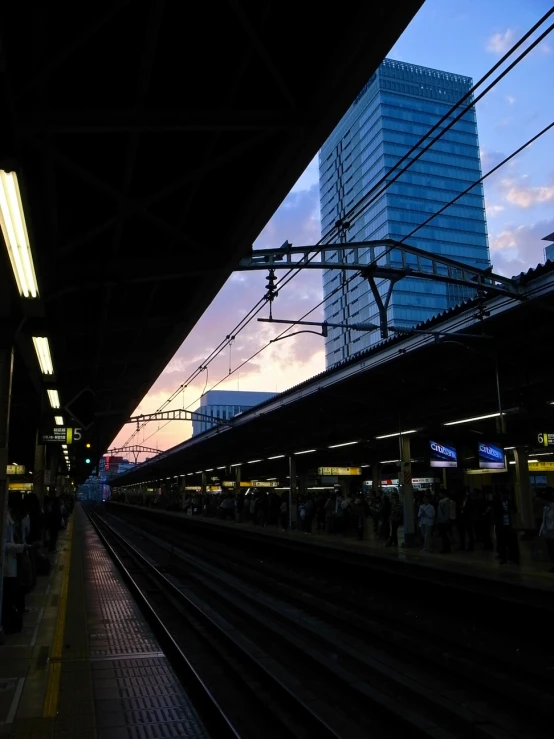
[539,488,554,573]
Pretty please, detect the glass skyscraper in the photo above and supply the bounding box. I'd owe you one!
[320,59,490,368]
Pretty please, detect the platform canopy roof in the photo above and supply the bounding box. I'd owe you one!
[111,263,554,487]
[0,1,424,476]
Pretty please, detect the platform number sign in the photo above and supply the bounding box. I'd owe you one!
[537,432,554,447]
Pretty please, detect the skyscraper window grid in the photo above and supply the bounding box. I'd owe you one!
[320,59,491,368]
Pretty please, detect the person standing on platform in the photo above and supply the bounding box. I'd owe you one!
[1,495,27,633]
[533,488,550,537]
[539,489,554,573]
[386,492,403,548]
[437,491,451,553]
[417,495,435,553]
[48,497,63,553]
[493,489,519,565]
[458,488,475,551]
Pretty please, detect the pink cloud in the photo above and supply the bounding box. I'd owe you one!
[110,185,325,451]
[490,217,554,277]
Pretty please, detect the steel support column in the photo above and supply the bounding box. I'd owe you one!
[371,462,380,492]
[0,347,14,640]
[513,447,534,538]
[400,435,415,547]
[288,454,296,531]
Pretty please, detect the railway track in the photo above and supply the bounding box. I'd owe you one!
[92,507,552,739]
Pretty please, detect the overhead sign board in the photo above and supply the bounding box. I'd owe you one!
[41,427,82,444]
[251,480,280,487]
[8,482,33,491]
[6,465,26,475]
[429,441,457,468]
[529,462,554,472]
[478,442,506,470]
[222,481,235,488]
[537,432,554,447]
[318,467,362,476]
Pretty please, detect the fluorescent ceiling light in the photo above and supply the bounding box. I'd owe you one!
[504,446,515,450]
[205,468,214,471]
[267,454,285,460]
[375,430,417,439]
[54,416,64,425]
[194,470,202,474]
[247,459,262,464]
[230,462,242,467]
[32,337,54,375]
[528,459,539,464]
[62,444,67,449]
[380,459,400,464]
[47,389,60,408]
[443,412,500,426]
[534,452,553,456]
[360,464,370,468]
[0,170,39,298]
[328,441,358,449]
[509,461,515,465]
[275,487,290,490]
[294,449,316,455]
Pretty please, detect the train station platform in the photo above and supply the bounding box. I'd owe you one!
[0,504,209,739]
[106,502,554,594]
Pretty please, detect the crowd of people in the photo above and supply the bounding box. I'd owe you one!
[113,483,554,573]
[2,492,74,635]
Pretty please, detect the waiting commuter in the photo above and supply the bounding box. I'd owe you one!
[457,489,475,551]
[2,494,27,633]
[437,492,451,553]
[533,489,550,537]
[280,498,288,530]
[493,489,519,565]
[538,489,554,573]
[48,497,63,553]
[418,495,435,553]
[380,493,391,540]
[386,492,403,548]
[352,497,366,541]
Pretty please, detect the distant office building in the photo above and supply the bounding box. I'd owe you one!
[99,456,135,478]
[320,58,490,368]
[192,390,276,435]
[543,231,554,262]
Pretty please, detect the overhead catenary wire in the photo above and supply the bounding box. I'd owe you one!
[168,120,554,423]
[122,11,553,447]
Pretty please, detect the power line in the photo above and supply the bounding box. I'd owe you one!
[164,119,554,428]
[122,10,553,446]
[320,9,554,243]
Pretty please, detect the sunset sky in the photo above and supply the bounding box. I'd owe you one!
[111,0,554,455]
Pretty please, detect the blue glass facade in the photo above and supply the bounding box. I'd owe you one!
[320,59,490,368]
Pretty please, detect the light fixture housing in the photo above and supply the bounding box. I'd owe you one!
[47,389,60,409]
[32,336,54,375]
[375,430,417,440]
[0,170,39,298]
[443,412,500,426]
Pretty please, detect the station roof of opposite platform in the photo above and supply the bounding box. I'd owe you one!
[111,261,554,486]
[0,1,424,472]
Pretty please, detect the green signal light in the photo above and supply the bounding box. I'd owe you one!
[85,458,91,464]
